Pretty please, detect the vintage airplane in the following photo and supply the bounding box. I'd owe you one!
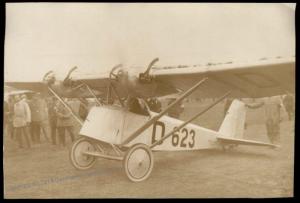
[5,55,295,182]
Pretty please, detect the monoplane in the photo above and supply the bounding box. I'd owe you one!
[5,56,295,182]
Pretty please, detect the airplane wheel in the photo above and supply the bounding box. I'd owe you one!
[70,137,96,170]
[123,144,154,182]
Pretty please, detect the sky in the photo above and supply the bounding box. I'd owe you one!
[5,3,295,82]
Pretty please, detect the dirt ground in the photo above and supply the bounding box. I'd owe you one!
[3,100,294,198]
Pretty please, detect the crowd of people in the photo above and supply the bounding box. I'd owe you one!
[4,93,86,149]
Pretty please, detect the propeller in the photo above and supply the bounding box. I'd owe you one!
[139,57,159,83]
[144,57,159,76]
[42,70,55,85]
[109,64,123,80]
[63,66,78,86]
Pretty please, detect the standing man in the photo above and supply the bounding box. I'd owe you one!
[55,99,75,147]
[78,98,89,120]
[246,96,283,145]
[29,93,49,144]
[20,94,32,140]
[4,96,9,136]
[13,94,31,148]
[283,92,295,121]
[47,97,58,145]
[7,95,16,140]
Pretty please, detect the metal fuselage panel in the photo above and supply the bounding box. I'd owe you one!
[79,106,220,151]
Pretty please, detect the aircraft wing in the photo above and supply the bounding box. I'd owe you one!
[5,78,107,98]
[5,82,49,93]
[5,56,295,99]
[152,56,295,98]
[217,136,279,148]
[5,89,34,96]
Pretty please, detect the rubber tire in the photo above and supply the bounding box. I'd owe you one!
[69,137,97,170]
[123,144,154,182]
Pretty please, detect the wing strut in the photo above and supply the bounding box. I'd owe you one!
[120,77,208,147]
[47,86,84,126]
[83,83,103,106]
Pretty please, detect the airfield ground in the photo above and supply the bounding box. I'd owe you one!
[4,100,294,198]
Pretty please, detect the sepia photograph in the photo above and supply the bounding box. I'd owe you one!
[3,3,295,198]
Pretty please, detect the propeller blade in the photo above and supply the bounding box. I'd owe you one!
[139,58,159,83]
[144,57,159,75]
[42,70,54,82]
[63,66,78,84]
[112,64,123,70]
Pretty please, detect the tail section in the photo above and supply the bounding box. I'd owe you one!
[217,99,279,148]
[218,99,246,139]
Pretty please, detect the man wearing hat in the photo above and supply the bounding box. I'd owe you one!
[55,99,76,147]
[29,93,49,144]
[13,94,31,148]
[283,92,295,121]
[246,96,283,145]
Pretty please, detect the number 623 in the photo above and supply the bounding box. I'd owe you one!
[172,127,195,148]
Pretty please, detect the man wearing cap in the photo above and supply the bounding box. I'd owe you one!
[246,96,283,145]
[7,95,16,140]
[21,94,32,139]
[29,93,49,144]
[55,99,75,147]
[283,92,295,121]
[13,94,31,148]
[47,96,58,145]
[4,96,10,136]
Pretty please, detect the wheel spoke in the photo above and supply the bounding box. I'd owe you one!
[70,138,97,170]
[124,144,154,182]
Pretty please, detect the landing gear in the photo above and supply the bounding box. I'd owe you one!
[70,138,97,170]
[123,144,154,182]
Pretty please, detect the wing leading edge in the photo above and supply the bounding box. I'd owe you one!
[5,56,295,99]
[152,56,295,98]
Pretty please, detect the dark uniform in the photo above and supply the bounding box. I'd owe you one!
[55,101,75,147]
[283,94,295,121]
[79,99,89,120]
[47,98,58,145]
[246,97,282,144]
[29,96,49,144]
[4,100,9,135]
[264,98,282,144]
[7,97,16,140]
